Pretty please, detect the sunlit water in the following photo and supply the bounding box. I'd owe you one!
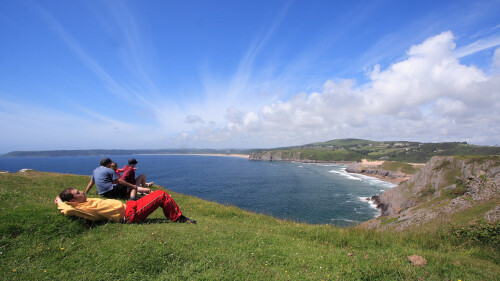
[0,154,395,226]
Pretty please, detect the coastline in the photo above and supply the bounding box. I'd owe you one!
[251,157,407,185]
[138,153,249,159]
[356,172,408,185]
[350,159,410,185]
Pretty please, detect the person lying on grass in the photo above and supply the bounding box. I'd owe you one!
[55,188,196,224]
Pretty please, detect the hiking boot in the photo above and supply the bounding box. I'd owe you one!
[175,215,196,224]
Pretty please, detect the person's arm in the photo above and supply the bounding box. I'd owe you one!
[84,179,95,194]
[55,198,98,221]
[115,178,137,189]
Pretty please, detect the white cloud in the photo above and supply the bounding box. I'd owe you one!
[180,31,500,147]
[494,48,500,68]
[454,34,500,58]
[185,115,205,124]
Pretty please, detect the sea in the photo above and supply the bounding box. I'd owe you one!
[0,154,395,226]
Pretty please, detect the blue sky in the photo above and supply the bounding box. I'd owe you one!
[1,0,500,152]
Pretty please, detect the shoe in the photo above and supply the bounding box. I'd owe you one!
[146,182,154,187]
[175,215,196,224]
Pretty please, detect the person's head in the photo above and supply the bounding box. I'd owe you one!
[59,188,86,203]
[128,158,138,166]
[110,162,117,171]
[100,158,113,167]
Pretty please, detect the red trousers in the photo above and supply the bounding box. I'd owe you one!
[124,190,182,223]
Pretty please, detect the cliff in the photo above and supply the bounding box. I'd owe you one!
[361,156,500,231]
[249,150,359,163]
[345,162,411,183]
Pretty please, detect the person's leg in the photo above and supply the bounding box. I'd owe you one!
[103,185,129,199]
[125,190,183,223]
[135,174,147,187]
[127,185,138,199]
[135,174,153,191]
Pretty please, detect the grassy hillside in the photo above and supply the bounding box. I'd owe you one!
[380,161,421,174]
[251,139,500,163]
[1,171,499,280]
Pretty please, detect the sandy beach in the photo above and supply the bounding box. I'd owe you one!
[360,159,385,166]
[358,159,411,184]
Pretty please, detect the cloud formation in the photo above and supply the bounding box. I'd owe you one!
[181,31,500,147]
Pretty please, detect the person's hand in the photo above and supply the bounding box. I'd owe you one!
[54,196,62,205]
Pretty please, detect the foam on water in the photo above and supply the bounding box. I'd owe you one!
[328,167,396,190]
[357,196,381,216]
[328,169,362,181]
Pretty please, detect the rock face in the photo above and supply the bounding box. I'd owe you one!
[249,151,352,164]
[346,162,407,179]
[250,151,290,161]
[361,156,500,231]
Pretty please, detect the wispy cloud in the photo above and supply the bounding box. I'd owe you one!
[455,34,500,58]
[31,2,137,103]
[181,31,500,147]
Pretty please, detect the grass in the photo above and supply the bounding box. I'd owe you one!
[1,171,499,280]
[380,161,419,174]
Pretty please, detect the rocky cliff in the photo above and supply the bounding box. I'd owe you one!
[249,151,353,164]
[345,162,408,180]
[361,156,500,231]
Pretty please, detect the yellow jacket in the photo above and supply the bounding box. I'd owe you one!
[57,198,126,222]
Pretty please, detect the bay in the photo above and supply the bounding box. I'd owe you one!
[0,154,394,226]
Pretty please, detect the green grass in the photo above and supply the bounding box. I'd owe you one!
[1,171,499,280]
[380,161,419,174]
[253,139,500,163]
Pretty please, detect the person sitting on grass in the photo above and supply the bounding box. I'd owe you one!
[121,158,154,192]
[55,188,196,224]
[84,158,151,200]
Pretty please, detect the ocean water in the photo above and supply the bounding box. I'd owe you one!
[0,155,395,226]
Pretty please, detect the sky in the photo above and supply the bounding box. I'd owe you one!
[1,0,500,152]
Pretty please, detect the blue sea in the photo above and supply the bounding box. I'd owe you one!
[0,154,394,226]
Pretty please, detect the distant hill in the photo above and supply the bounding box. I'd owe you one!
[4,139,500,161]
[2,148,249,157]
[249,138,500,163]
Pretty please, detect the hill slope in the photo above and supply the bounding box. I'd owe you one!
[0,171,499,280]
[250,138,500,163]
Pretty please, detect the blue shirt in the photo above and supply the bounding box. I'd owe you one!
[91,166,118,194]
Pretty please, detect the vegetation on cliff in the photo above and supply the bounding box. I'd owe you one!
[1,171,499,280]
[250,138,500,163]
[363,156,500,234]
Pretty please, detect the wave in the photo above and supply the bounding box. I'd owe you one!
[357,196,377,209]
[328,168,396,189]
[357,196,381,217]
[330,218,362,223]
[328,169,363,181]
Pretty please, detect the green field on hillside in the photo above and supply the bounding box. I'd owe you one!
[252,139,500,163]
[1,171,499,280]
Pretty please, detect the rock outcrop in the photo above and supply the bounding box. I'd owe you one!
[249,151,352,164]
[361,156,500,231]
[345,162,407,179]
